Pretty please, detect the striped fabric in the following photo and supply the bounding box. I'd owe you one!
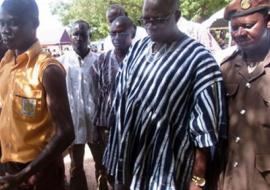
[94,50,121,127]
[103,36,227,190]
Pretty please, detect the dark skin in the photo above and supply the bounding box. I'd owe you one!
[115,0,209,190]
[70,22,90,59]
[0,10,36,55]
[106,7,126,26]
[0,35,7,60]
[230,12,270,62]
[0,7,74,190]
[110,17,134,62]
[142,0,184,51]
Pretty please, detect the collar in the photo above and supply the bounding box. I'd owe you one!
[73,48,91,61]
[235,50,270,82]
[2,40,42,67]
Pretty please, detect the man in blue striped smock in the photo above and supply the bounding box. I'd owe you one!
[103,0,227,189]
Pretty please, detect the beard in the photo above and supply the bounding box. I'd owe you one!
[240,28,270,56]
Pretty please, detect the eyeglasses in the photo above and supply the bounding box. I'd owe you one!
[140,13,172,25]
[109,31,130,37]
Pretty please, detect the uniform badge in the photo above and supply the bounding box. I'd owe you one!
[241,0,251,10]
[21,98,36,117]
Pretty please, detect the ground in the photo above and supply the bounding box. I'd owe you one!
[64,146,97,190]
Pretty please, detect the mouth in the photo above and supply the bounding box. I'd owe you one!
[112,40,123,46]
[236,39,254,47]
[73,43,84,49]
[2,36,14,45]
[113,41,121,45]
[234,35,252,44]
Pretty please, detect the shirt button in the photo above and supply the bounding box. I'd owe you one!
[240,109,246,115]
[235,137,241,143]
[245,83,251,88]
[233,162,239,168]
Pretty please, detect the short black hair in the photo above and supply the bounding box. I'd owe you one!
[111,16,134,29]
[70,20,92,38]
[107,4,128,16]
[73,20,91,31]
[1,0,39,28]
[111,16,136,38]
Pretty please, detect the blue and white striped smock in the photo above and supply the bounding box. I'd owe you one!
[103,36,227,190]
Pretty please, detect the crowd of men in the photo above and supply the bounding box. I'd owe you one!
[0,0,269,190]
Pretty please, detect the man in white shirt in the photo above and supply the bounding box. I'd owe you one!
[58,20,108,190]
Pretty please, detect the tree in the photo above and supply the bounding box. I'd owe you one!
[51,0,230,40]
[181,0,231,21]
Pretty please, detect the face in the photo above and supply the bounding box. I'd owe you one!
[71,23,89,54]
[141,1,178,43]
[110,21,133,50]
[0,8,34,50]
[231,12,269,51]
[106,9,124,26]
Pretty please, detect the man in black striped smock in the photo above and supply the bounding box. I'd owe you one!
[103,0,227,189]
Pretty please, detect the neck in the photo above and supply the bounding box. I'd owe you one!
[243,45,269,63]
[154,30,184,51]
[77,48,90,59]
[15,38,37,56]
[114,48,128,62]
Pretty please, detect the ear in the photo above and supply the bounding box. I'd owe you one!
[267,17,270,29]
[264,13,270,28]
[175,10,181,22]
[33,19,39,29]
[131,25,136,39]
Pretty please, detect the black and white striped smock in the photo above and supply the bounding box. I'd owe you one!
[103,36,227,190]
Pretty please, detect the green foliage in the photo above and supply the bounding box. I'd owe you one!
[50,0,230,40]
[181,0,231,21]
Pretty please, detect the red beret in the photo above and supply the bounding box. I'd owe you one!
[224,0,270,20]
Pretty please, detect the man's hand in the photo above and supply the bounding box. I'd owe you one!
[189,148,209,190]
[5,64,75,187]
[0,174,23,190]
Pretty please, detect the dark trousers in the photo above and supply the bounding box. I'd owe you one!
[0,156,65,190]
[69,127,109,190]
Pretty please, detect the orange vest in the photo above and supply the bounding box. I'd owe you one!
[0,41,63,163]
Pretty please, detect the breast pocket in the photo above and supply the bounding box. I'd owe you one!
[12,87,43,121]
[256,154,270,186]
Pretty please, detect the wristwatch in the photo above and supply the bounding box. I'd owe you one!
[191,175,206,187]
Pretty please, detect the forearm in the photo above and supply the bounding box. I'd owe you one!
[16,123,74,181]
[15,65,75,182]
[189,147,210,190]
[192,148,209,177]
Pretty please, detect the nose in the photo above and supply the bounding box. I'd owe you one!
[145,22,158,31]
[233,26,247,37]
[73,34,83,42]
[0,22,11,34]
